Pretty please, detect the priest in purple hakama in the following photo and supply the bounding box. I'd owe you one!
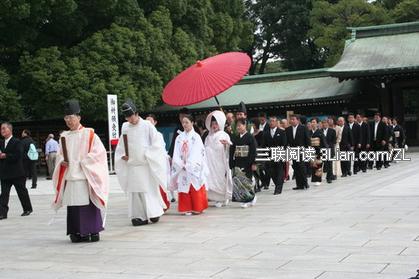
[52,100,109,243]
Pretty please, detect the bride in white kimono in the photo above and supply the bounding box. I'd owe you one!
[204,111,233,207]
[170,114,208,215]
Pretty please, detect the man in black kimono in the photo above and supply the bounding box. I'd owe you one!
[321,119,336,183]
[285,115,311,190]
[230,119,257,179]
[337,117,353,177]
[348,114,362,175]
[356,114,370,173]
[0,122,33,220]
[262,117,287,195]
[369,113,389,170]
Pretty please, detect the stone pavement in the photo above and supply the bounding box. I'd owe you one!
[1,153,419,279]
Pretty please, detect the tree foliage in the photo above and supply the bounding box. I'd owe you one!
[1,0,252,120]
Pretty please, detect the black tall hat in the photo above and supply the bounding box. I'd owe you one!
[64,100,81,116]
[121,99,137,117]
[238,101,247,114]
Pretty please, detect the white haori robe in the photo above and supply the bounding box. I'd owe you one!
[52,126,109,214]
[115,119,169,220]
[170,129,208,193]
[204,111,233,202]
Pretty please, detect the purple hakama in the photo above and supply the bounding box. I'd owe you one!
[66,201,103,236]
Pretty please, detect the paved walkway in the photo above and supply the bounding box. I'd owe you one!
[1,153,419,279]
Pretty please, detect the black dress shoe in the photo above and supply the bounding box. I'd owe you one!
[348,172,352,176]
[21,210,32,216]
[376,167,381,170]
[0,215,7,220]
[341,174,347,177]
[90,233,100,242]
[327,179,332,184]
[69,234,90,243]
[305,185,310,189]
[31,185,37,189]
[263,186,269,190]
[170,198,176,203]
[150,217,160,223]
[131,218,149,226]
[46,177,52,180]
[362,169,367,173]
[332,175,337,180]
[292,187,304,190]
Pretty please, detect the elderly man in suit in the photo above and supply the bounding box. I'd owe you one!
[285,114,311,190]
[0,122,33,220]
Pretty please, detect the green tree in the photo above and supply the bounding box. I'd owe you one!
[391,0,419,22]
[309,0,392,66]
[245,0,321,74]
[0,68,23,121]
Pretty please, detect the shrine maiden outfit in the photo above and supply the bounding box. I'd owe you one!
[52,101,109,242]
[204,111,233,206]
[115,118,169,224]
[171,129,208,214]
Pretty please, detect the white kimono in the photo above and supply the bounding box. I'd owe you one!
[52,125,109,213]
[204,111,233,202]
[115,118,168,220]
[170,129,208,193]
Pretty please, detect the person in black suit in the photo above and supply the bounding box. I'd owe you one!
[285,115,311,190]
[0,122,33,220]
[356,114,370,172]
[258,112,270,135]
[347,114,362,175]
[369,113,389,170]
[321,119,336,183]
[21,129,38,189]
[309,118,328,185]
[262,116,287,195]
[337,117,353,177]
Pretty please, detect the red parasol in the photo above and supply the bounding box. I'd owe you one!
[162,52,251,107]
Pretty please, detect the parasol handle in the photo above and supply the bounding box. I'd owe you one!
[214,96,223,112]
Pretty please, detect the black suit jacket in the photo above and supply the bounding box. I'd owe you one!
[262,127,287,149]
[323,128,337,149]
[0,137,25,180]
[369,121,389,143]
[340,124,353,150]
[349,122,361,146]
[359,122,370,147]
[286,124,311,148]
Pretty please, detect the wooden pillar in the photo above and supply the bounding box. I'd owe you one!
[391,83,404,124]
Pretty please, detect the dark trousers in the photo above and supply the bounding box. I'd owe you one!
[24,160,37,187]
[293,160,308,189]
[0,177,33,216]
[359,146,368,172]
[258,164,270,187]
[324,160,333,180]
[340,145,350,175]
[265,161,284,193]
[353,147,360,173]
[372,141,385,169]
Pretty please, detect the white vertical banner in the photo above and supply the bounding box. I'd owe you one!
[107,94,119,172]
